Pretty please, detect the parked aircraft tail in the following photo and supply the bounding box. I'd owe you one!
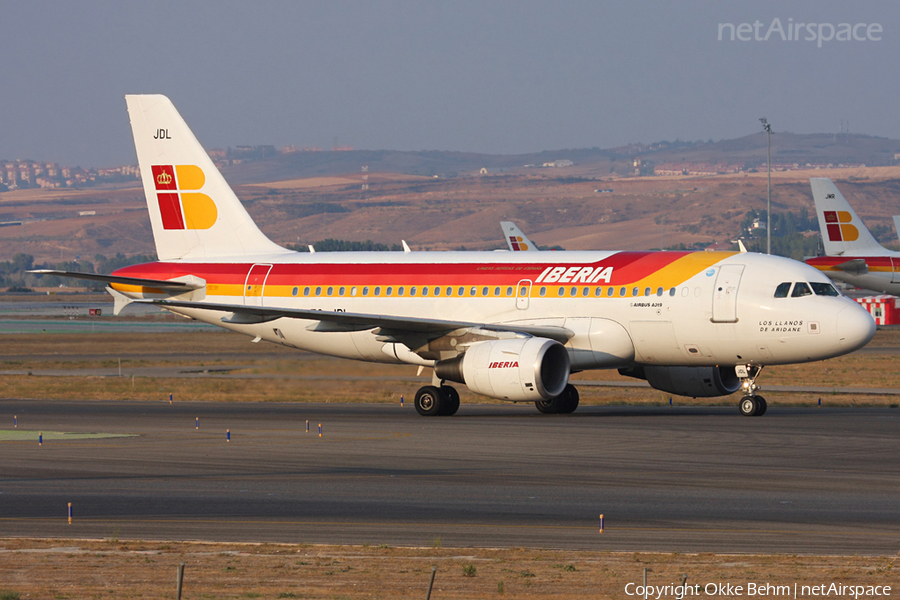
[125,95,289,261]
[810,178,886,257]
[501,221,537,251]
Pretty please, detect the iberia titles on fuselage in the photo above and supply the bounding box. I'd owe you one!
[33,95,875,418]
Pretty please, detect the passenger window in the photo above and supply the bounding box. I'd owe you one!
[595,287,602,297]
[791,282,812,298]
[470,287,477,296]
[385,286,393,296]
[506,286,513,297]
[432,287,439,296]
[291,287,299,297]
[303,287,310,297]
[811,282,839,296]
[362,286,369,296]
[570,286,577,296]
[327,287,334,296]
[315,286,322,296]
[644,287,651,296]
[455,287,462,296]
[582,287,589,297]
[539,286,547,297]
[398,286,405,296]
[669,287,676,296]
[422,287,429,297]
[620,287,626,296]
[482,286,489,296]
[338,287,345,296]
[607,288,614,297]
[558,287,566,297]
[632,287,639,297]
[494,286,501,296]
[657,287,663,296]
[410,286,417,296]
[774,282,791,298]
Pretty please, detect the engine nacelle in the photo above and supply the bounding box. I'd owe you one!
[435,337,569,401]
[620,365,741,398]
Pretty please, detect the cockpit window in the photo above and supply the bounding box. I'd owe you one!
[774,282,791,298]
[791,282,813,297]
[811,282,839,297]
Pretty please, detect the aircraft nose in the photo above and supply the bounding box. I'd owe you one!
[837,302,876,352]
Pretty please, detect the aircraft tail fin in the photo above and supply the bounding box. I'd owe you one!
[501,221,538,251]
[810,178,886,257]
[125,95,289,261]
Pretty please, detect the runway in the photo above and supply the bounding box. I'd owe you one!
[0,399,897,554]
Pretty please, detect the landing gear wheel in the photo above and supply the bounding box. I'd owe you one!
[739,395,759,417]
[755,396,767,416]
[558,384,580,414]
[439,386,460,416]
[535,396,563,414]
[415,385,445,417]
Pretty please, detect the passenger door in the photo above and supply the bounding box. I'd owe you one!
[243,263,273,306]
[711,264,744,323]
[516,279,532,310]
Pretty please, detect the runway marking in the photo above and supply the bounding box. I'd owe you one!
[0,430,136,442]
[0,517,895,537]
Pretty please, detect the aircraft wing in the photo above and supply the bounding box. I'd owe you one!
[142,298,573,343]
[29,270,204,292]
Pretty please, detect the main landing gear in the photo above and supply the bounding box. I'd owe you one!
[414,385,460,417]
[534,384,580,415]
[736,365,767,417]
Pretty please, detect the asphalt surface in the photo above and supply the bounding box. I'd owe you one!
[0,400,897,555]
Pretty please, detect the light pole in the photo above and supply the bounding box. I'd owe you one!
[759,117,772,255]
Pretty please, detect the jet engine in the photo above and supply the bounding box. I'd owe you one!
[435,337,569,401]
[619,365,741,398]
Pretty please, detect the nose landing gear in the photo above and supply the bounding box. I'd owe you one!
[736,365,767,417]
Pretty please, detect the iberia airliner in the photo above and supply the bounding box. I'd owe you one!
[34,96,876,417]
[806,178,900,295]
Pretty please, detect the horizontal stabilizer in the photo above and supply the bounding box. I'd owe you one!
[834,258,869,276]
[29,269,204,292]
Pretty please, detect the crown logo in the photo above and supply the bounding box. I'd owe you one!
[156,170,173,186]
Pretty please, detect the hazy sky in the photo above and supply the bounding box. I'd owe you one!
[3,0,899,167]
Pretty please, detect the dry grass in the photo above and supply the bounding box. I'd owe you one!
[0,538,897,600]
[0,329,898,406]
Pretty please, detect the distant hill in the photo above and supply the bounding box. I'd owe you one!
[218,133,900,184]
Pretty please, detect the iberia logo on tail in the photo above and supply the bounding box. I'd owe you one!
[151,165,217,230]
[508,236,529,251]
[823,210,859,242]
